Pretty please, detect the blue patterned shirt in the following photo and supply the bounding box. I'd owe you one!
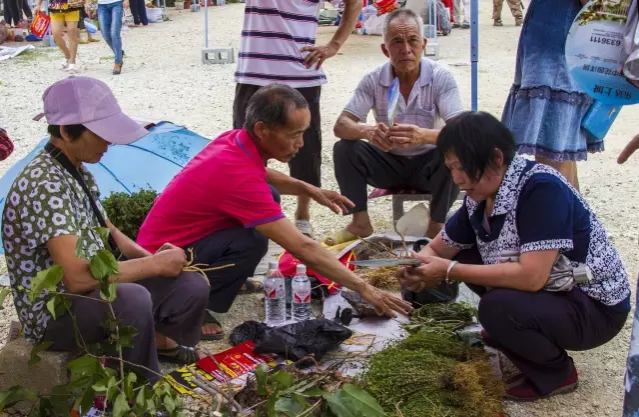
[441,155,630,308]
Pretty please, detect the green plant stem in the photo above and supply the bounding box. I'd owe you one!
[90,354,197,397]
[191,371,243,416]
[207,349,234,417]
[106,303,125,393]
[49,290,110,304]
[64,301,88,352]
[297,399,324,417]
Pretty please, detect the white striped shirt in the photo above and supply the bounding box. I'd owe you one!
[235,0,328,88]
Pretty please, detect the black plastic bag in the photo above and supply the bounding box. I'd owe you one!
[230,318,352,362]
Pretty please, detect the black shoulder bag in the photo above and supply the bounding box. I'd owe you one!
[44,142,120,255]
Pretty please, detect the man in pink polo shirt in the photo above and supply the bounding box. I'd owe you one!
[138,84,412,339]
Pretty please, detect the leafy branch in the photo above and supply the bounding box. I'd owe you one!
[0,228,198,417]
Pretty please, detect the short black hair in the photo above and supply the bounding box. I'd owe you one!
[244,84,309,135]
[47,124,87,141]
[383,8,423,42]
[437,111,516,181]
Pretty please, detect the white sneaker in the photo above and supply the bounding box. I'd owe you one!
[60,59,69,69]
[66,63,79,73]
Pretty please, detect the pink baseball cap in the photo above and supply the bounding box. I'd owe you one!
[40,76,148,145]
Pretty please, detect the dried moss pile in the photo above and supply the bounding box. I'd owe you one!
[360,267,401,291]
[363,303,504,417]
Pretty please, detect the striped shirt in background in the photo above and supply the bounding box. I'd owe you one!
[235,0,328,89]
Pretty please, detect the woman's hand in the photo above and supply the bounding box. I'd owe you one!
[395,253,452,292]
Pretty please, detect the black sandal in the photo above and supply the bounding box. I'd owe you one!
[238,279,264,295]
[201,310,225,341]
[157,345,201,365]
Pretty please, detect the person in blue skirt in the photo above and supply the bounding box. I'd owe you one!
[502,0,593,190]
[618,133,639,416]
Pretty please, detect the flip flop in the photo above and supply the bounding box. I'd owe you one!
[157,345,202,365]
[239,278,264,294]
[201,310,225,341]
[322,229,359,247]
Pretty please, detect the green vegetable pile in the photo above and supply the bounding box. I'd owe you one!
[363,302,504,417]
[101,189,158,240]
[235,364,386,417]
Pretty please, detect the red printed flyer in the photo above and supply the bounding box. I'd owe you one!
[196,341,277,383]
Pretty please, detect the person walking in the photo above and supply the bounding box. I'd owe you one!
[453,0,470,28]
[77,6,100,44]
[231,0,362,239]
[97,0,126,74]
[501,0,592,190]
[7,0,32,26]
[36,0,88,72]
[2,0,12,26]
[493,0,523,26]
[128,0,146,26]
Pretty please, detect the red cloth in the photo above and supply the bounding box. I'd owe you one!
[137,129,284,252]
[277,250,355,296]
[0,129,14,161]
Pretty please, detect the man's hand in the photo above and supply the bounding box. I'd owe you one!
[307,187,355,215]
[123,0,129,8]
[84,2,91,16]
[153,248,188,277]
[359,284,413,318]
[300,42,339,70]
[388,124,425,148]
[618,134,639,164]
[369,123,393,152]
[35,0,43,11]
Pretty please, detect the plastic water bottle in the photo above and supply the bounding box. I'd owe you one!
[264,261,286,325]
[292,264,311,322]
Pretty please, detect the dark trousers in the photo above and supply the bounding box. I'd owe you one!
[3,0,12,25]
[43,273,208,383]
[462,252,628,395]
[185,186,281,313]
[128,0,147,25]
[333,139,459,224]
[233,83,322,187]
[7,0,31,25]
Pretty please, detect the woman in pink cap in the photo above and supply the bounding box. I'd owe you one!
[2,77,209,382]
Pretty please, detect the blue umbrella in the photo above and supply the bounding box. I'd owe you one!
[0,121,211,254]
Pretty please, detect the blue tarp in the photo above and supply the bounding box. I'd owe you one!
[0,121,211,254]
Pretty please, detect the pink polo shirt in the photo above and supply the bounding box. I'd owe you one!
[137,129,285,253]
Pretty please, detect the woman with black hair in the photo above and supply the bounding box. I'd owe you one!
[396,111,631,401]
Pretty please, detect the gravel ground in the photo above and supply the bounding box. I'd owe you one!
[1,0,639,415]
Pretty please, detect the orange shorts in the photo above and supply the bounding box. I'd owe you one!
[50,9,80,22]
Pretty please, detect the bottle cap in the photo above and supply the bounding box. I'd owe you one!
[296,264,307,274]
[269,261,279,269]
